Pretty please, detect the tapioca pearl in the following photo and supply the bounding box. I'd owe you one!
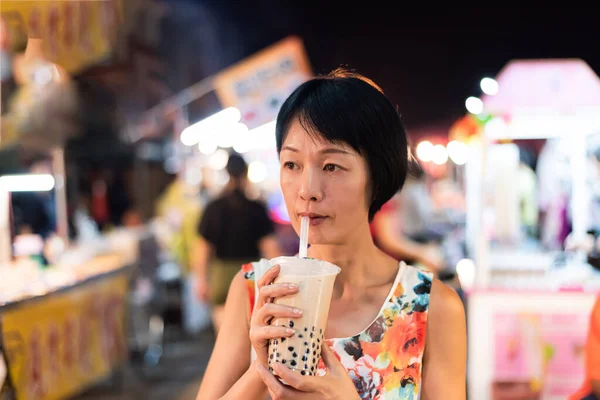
[313,351,316,355]
[312,358,316,364]
[288,346,294,352]
[310,333,314,338]
[302,355,308,362]
[290,360,297,366]
[312,343,315,348]
[301,370,306,375]
[289,321,294,328]
[312,326,315,331]
[282,360,286,364]
[304,342,308,346]
[305,348,310,354]
[317,338,320,343]
[304,327,308,332]
[292,352,298,358]
[281,337,286,342]
[277,353,281,357]
[311,366,315,371]
[320,328,323,334]
[298,334,303,338]
[270,354,274,360]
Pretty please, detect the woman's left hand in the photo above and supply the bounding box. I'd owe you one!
[255,343,360,400]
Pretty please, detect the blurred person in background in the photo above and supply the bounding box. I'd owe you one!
[570,296,600,400]
[193,153,282,333]
[197,69,466,400]
[397,164,435,242]
[370,162,445,276]
[155,172,208,334]
[370,199,445,275]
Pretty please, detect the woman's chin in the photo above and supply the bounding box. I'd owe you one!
[307,232,342,247]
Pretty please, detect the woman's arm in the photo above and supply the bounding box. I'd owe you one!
[421,279,467,399]
[217,363,267,400]
[196,271,268,400]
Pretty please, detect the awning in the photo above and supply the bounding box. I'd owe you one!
[1,0,122,74]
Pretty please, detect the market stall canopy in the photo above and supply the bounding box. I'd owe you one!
[482,58,600,116]
[481,59,600,139]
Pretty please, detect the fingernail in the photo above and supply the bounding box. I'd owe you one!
[293,308,303,315]
[287,283,298,290]
[285,328,295,335]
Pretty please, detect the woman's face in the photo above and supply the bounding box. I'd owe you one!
[279,118,371,245]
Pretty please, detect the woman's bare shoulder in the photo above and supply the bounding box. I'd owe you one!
[428,279,464,322]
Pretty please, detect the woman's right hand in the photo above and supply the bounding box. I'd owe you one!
[249,265,302,367]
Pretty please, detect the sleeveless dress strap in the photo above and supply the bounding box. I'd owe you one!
[241,258,271,314]
[241,263,256,314]
[241,262,263,364]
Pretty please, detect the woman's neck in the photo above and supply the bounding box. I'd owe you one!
[308,222,396,290]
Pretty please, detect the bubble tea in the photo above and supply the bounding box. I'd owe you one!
[267,256,340,377]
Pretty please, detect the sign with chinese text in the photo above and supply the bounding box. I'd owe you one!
[1,0,122,74]
[1,271,129,400]
[214,36,312,129]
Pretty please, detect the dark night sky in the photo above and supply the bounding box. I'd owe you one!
[172,3,600,135]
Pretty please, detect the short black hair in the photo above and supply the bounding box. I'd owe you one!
[275,68,408,220]
[226,153,248,179]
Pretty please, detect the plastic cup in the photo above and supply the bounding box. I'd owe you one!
[267,256,341,378]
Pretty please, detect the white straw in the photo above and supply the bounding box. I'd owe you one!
[298,216,309,258]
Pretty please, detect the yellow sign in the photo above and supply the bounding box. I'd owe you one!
[1,0,122,74]
[1,271,129,400]
[214,36,312,129]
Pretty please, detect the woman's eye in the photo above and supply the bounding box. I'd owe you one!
[323,164,340,172]
[283,162,296,170]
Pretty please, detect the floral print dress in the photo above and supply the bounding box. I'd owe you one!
[242,261,432,400]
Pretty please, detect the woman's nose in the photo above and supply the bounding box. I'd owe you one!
[298,168,323,202]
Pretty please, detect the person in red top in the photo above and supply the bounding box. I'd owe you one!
[370,196,444,275]
[571,296,600,400]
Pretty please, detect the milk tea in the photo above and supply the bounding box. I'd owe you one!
[267,256,340,377]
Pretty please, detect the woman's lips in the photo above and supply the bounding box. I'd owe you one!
[308,216,327,226]
[297,212,328,226]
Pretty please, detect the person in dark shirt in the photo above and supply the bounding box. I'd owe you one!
[194,153,282,332]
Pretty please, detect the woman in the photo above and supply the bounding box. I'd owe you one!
[197,69,466,399]
[193,153,282,332]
